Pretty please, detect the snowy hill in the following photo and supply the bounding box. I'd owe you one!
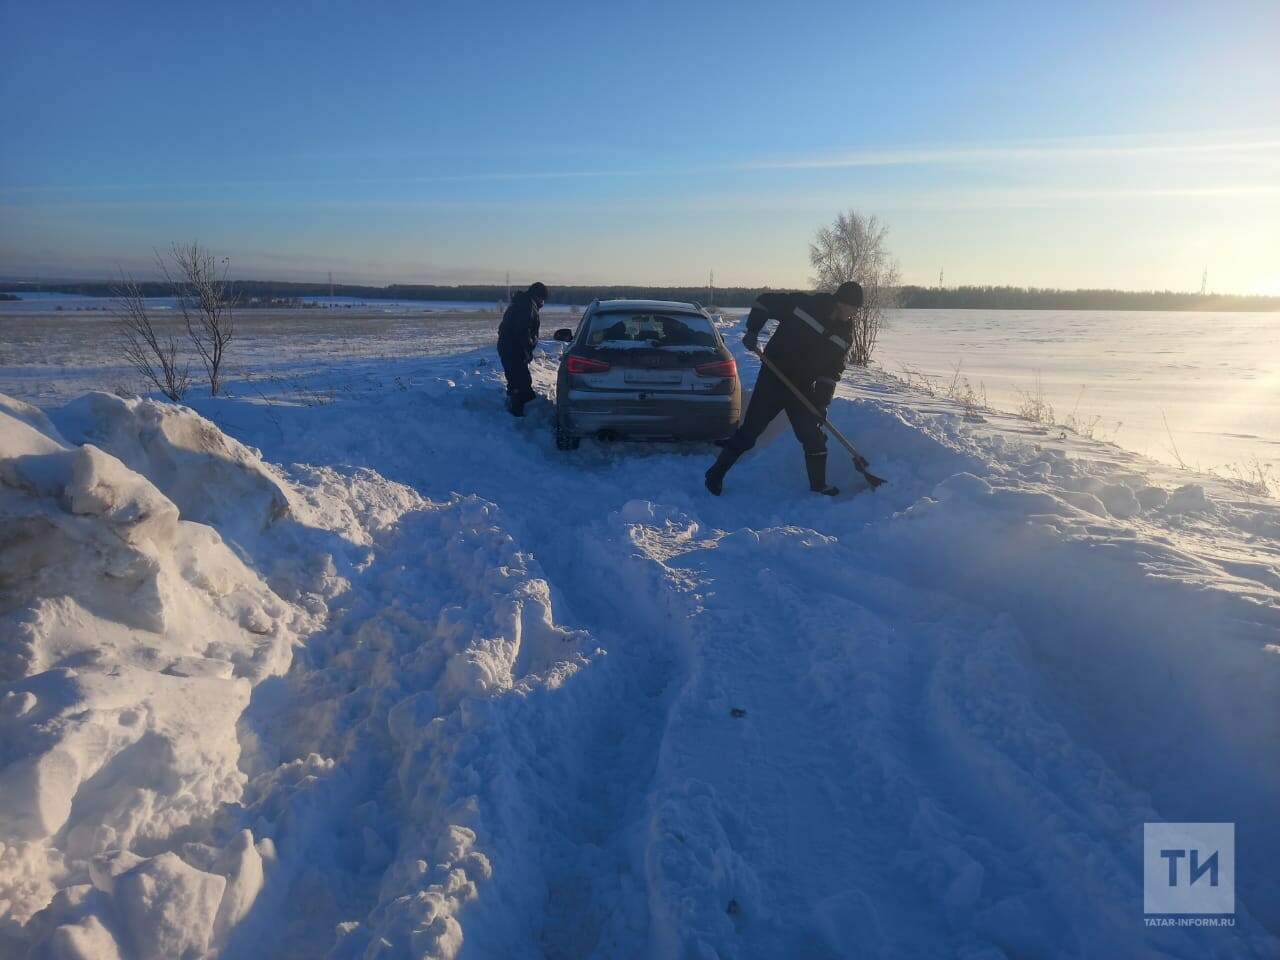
[1,328,1278,959]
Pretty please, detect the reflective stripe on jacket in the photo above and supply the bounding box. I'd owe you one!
[744,291,853,387]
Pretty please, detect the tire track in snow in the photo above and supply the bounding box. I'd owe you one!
[632,524,958,957]
[515,513,695,958]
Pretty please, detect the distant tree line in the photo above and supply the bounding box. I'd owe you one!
[896,285,1280,311]
[5,279,1277,311]
[6,280,762,308]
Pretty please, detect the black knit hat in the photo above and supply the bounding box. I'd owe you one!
[527,282,549,301]
[835,281,863,307]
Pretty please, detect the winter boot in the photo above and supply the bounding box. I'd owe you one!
[805,452,840,496]
[704,447,743,496]
[506,393,525,417]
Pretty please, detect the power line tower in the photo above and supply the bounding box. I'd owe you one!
[1200,268,1207,296]
[939,268,945,288]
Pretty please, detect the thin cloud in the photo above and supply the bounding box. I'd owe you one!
[0,168,654,196]
[740,132,1280,172]
[557,183,1280,217]
[6,183,1276,222]
[4,130,1276,196]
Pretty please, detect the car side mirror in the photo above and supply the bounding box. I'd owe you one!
[553,328,574,343]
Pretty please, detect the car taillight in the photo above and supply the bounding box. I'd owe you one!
[566,355,610,374]
[695,359,737,378]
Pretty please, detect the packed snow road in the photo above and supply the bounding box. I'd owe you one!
[1,330,1278,959]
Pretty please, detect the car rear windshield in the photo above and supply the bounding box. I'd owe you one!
[585,311,717,348]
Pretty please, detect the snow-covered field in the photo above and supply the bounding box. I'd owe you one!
[874,308,1280,482]
[1,310,1278,958]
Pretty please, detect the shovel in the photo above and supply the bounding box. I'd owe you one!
[750,347,887,489]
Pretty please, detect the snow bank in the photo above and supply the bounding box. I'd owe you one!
[0,395,311,958]
[48,392,291,544]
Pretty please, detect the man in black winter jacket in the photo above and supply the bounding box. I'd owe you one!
[497,281,548,416]
[705,281,863,496]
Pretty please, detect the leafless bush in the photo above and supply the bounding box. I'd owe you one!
[113,273,191,400]
[896,364,939,397]
[1214,457,1276,500]
[160,242,237,396]
[1060,387,1101,438]
[809,210,900,366]
[1016,373,1055,426]
[946,363,988,422]
[1063,412,1101,438]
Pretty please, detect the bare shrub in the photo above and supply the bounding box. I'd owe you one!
[1016,373,1055,426]
[896,364,939,397]
[946,362,988,422]
[1215,457,1276,500]
[160,242,237,396]
[1062,387,1114,439]
[113,273,191,400]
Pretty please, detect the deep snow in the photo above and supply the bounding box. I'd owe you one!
[1,319,1278,959]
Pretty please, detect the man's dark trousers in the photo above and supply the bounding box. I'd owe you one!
[723,366,827,456]
[499,343,535,412]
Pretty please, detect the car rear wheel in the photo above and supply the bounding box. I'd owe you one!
[555,427,580,450]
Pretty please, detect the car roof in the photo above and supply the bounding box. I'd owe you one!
[591,299,707,315]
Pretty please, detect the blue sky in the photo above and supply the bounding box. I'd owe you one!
[2,0,1278,293]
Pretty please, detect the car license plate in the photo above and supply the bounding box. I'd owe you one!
[624,370,682,384]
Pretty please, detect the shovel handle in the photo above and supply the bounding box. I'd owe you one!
[749,347,887,488]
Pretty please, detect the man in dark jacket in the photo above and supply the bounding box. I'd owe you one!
[497,281,548,416]
[705,280,863,496]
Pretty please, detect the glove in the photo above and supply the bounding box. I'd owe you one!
[741,331,758,352]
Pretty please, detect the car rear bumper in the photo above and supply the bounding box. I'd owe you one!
[558,391,740,441]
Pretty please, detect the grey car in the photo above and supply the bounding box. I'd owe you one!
[551,299,741,450]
